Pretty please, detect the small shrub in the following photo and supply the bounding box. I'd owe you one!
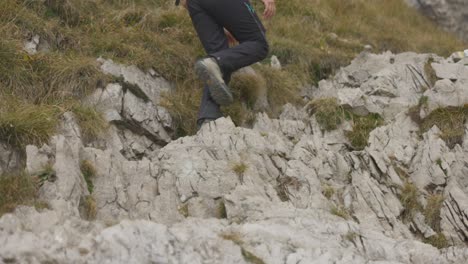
[0,173,39,216]
[307,98,345,131]
[80,160,96,194]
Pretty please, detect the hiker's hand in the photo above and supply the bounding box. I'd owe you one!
[224,29,237,46]
[262,0,276,19]
[180,0,187,9]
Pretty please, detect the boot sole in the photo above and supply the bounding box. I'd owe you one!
[195,60,233,106]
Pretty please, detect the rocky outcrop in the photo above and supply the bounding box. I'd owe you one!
[1,51,468,263]
[406,0,468,41]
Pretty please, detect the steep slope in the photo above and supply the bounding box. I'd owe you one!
[1,49,468,263]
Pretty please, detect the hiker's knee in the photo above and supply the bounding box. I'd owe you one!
[258,39,269,60]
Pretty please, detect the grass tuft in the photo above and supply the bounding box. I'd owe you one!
[232,162,248,176]
[80,160,96,194]
[424,194,444,232]
[420,105,468,148]
[0,97,61,147]
[0,172,40,217]
[178,203,189,218]
[423,233,449,249]
[79,195,97,220]
[221,232,265,264]
[330,205,351,220]
[424,57,437,88]
[345,113,384,150]
[322,183,335,199]
[399,181,422,222]
[71,104,108,141]
[307,98,345,131]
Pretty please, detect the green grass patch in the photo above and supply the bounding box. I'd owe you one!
[346,113,384,150]
[0,0,465,137]
[80,160,96,194]
[0,172,40,217]
[71,104,108,141]
[307,98,345,131]
[420,105,468,148]
[0,97,62,147]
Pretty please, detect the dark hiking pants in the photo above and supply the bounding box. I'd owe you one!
[187,0,269,127]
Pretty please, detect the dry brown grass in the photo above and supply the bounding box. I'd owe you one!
[346,113,384,150]
[420,105,468,148]
[0,172,39,216]
[0,95,62,147]
[307,98,345,131]
[399,181,422,222]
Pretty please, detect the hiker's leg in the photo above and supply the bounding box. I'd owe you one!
[188,0,232,127]
[197,0,269,73]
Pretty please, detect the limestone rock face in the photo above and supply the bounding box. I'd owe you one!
[1,52,468,263]
[406,0,468,41]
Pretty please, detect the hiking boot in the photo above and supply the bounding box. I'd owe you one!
[197,118,216,130]
[194,57,233,106]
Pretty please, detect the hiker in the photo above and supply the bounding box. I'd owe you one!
[177,0,276,128]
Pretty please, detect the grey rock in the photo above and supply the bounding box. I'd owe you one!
[424,78,468,115]
[86,82,172,158]
[431,62,468,81]
[3,52,468,263]
[97,58,172,105]
[23,34,50,55]
[270,55,282,70]
[406,0,468,41]
[312,52,439,120]
[0,142,22,175]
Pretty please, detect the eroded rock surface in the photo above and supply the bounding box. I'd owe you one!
[406,0,468,41]
[1,52,468,263]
